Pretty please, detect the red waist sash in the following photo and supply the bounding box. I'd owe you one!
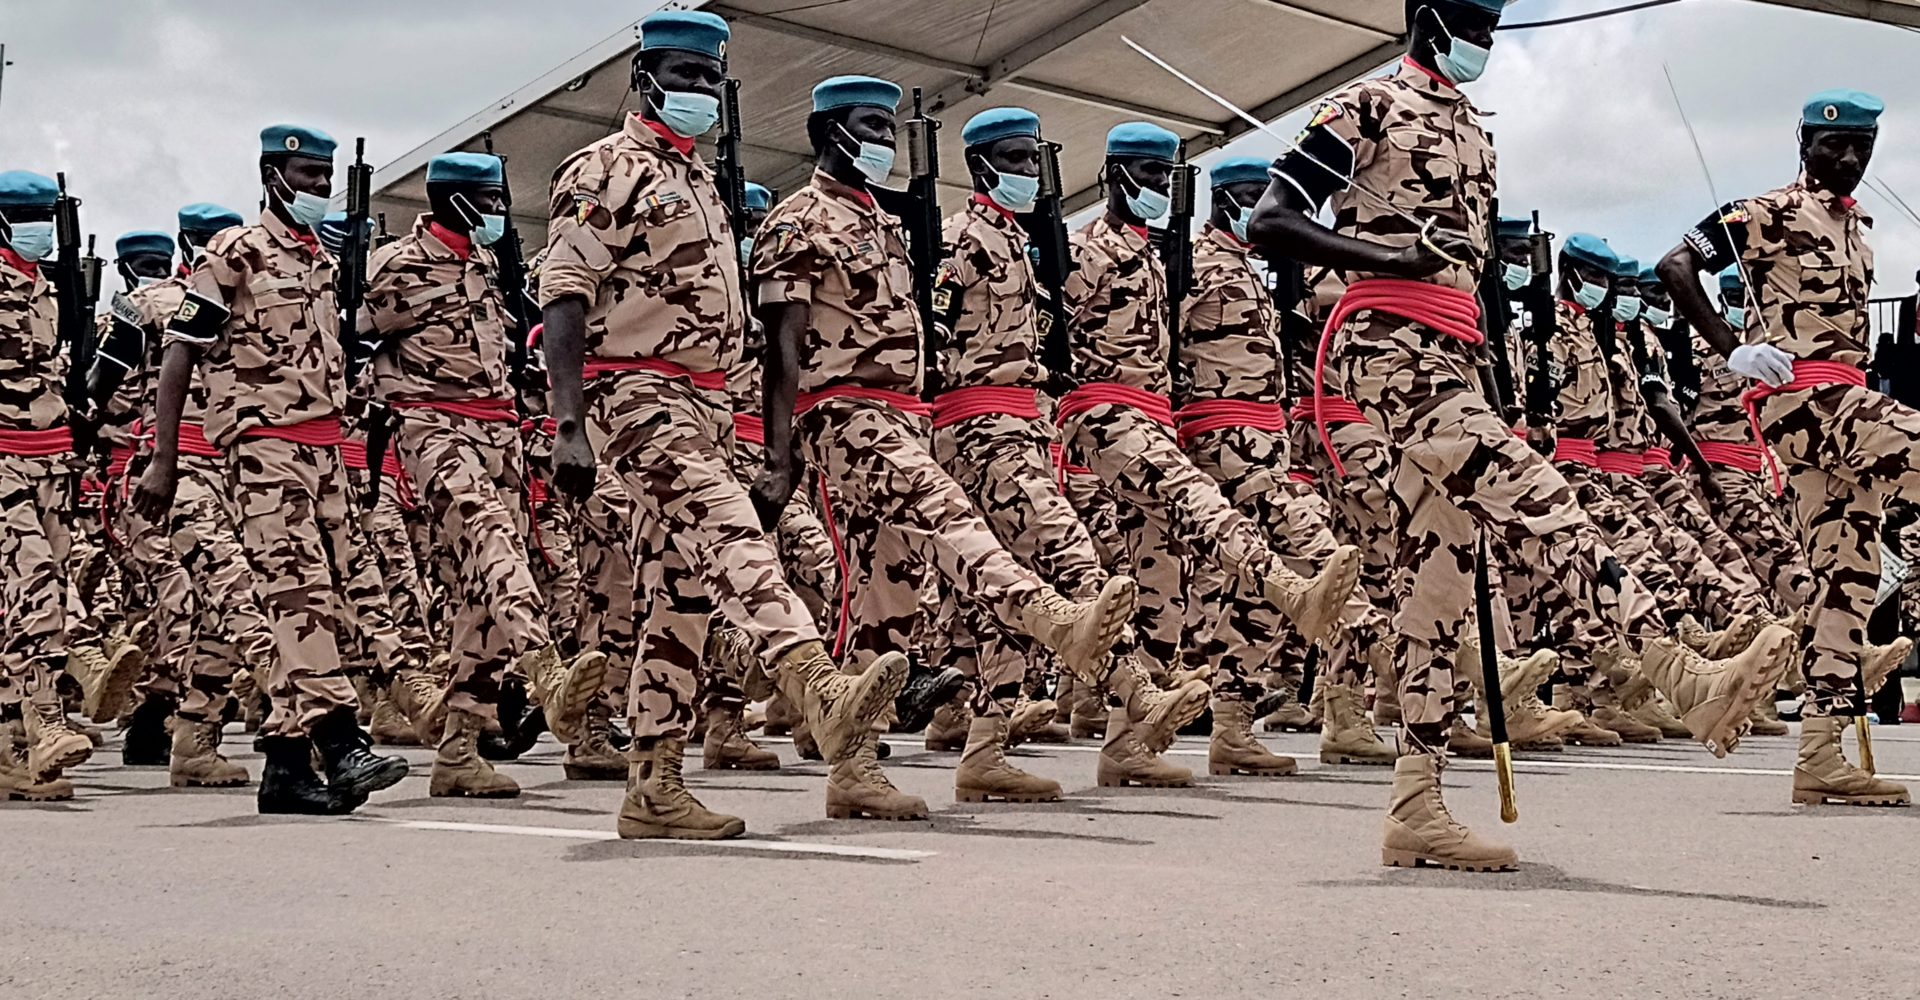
[1056,382,1174,426]
[1315,279,1481,476]
[1289,469,1315,485]
[1596,450,1644,476]
[582,357,726,391]
[1552,436,1599,468]
[390,397,518,422]
[1642,447,1673,471]
[239,417,343,447]
[930,385,1043,430]
[1174,398,1286,446]
[0,427,73,457]
[734,413,765,446]
[1289,396,1365,426]
[1695,440,1765,474]
[794,386,932,417]
[1742,360,1867,494]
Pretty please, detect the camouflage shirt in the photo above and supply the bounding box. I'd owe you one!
[933,195,1047,391]
[750,170,922,397]
[97,274,202,448]
[1597,325,1648,452]
[1684,178,1874,368]
[1064,214,1169,394]
[165,211,344,448]
[0,256,66,432]
[1688,322,1751,443]
[364,217,513,403]
[1273,58,1497,296]
[1550,300,1613,442]
[1180,223,1283,404]
[540,114,746,377]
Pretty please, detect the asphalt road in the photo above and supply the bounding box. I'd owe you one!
[7,720,1920,1000]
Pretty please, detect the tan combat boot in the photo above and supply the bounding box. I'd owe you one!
[956,712,1062,804]
[774,642,906,763]
[23,698,91,780]
[1746,699,1790,737]
[1464,637,1579,747]
[1069,687,1110,740]
[1792,716,1908,806]
[1051,675,1079,726]
[564,703,629,780]
[1864,638,1913,697]
[924,696,972,752]
[1106,655,1210,754]
[1017,577,1137,684]
[826,730,928,820]
[522,645,609,746]
[1447,717,1493,758]
[1097,712,1193,788]
[169,718,249,788]
[369,695,420,747]
[1007,698,1069,747]
[1703,614,1766,661]
[391,669,449,746]
[73,641,144,724]
[1614,669,1690,739]
[1209,697,1298,777]
[430,709,521,798]
[1261,694,1320,733]
[1320,680,1396,765]
[763,691,800,736]
[1590,685,1662,743]
[702,703,779,771]
[1549,688,1624,748]
[1259,545,1363,645]
[1638,625,1796,757]
[1371,649,1403,728]
[1381,752,1518,871]
[1,720,72,801]
[619,739,746,838]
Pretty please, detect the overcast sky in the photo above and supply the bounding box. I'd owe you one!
[6,0,1920,294]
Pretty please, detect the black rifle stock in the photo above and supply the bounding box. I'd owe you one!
[482,131,539,402]
[1478,202,1518,420]
[1523,213,1558,448]
[1017,138,1076,389]
[1157,143,1198,400]
[715,78,751,289]
[52,175,103,426]
[339,138,374,383]
[900,88,944,400]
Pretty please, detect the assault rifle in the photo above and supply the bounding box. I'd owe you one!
[1156,142,1198,399]
[1471,204,1519,827]
[1522,212,1558,441]
[714,78,752,291]
[1016,137,1076,388]
[51,174,103,427]
[338,138,375,384]
[482,132,540,400]
[871,88,944,400]
[1477,202,1518,419]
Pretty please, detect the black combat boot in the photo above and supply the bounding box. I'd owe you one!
[257,736,343,815]
[310,707,409,803]
[122,694,177,767]
[894,666,968,734]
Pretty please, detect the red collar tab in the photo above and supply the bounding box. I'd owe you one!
[1839,195,1859,211]
[1402,56,1457,91]
[0,247,37,278]
[176,263,192,278]
[972,192,1017,221]
[1559,298,1586,316]
[1126,224,1150,241]
[636,114,698,157]
[428,221,473,260]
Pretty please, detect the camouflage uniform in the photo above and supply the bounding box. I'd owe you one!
[751,170,1048,666]
[363,216,551,719]
[166,211,359,736]
[1687,180,1911,714]
[544,115,820,741]
[1280,60,1665,737]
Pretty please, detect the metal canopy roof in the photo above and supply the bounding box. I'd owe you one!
[369,0,1408,244]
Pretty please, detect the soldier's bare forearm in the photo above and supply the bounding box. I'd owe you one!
[758,302,806,473]
[1656,246,1738,359]
[1645,384,1709,468]
[1249,192,1426,276]
[148,342,196,465]
[542,297,588,431]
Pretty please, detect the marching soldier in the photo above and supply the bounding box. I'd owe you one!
[135,125,409,815]
[362,151,610,798]
[750,75,1138,819]
[1657,88,1917,807]
[1250,0,1795,869]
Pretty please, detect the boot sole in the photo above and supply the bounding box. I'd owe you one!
[1053,576,1138,680]
[1791,789,1911,807]
[825,803,929,820]
[1208,762,1298,777]
[33,739,93,777]
[1693,630,1795,757]
[171,773,249,788]
[429,785,522,799]
[1097,771,1192,788]
[1136,682,1214,751]
[1381,848,1517,872]
[702,758,781,772]
[545,652,609,746]
[618,819,748,839]
[1320,751,1395,766]
[4,787,73,802]
[335,758,410,798]
[1288,546,1362,645]
[922,740,966,753]
[1262,720,1321,733]
[562,764,628,781]
[955,787,1063,804]
[84,644,146,723]
[1563,735,1624,747]
[1602,729,1663,744]
[894,669,969,732]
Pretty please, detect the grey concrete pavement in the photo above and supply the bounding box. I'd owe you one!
[6,722,1920,999]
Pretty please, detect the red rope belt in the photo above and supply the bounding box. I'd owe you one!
[1314,279,1481,476]
[930,385,1042,430]
[106,445,136,480]
[390,397,518,422]
[1049,441,1092,491]
[733,413,765,446]
[0,427,73,456]
[1057,382,1174,427]
[337,439,406,479]
[1174,398,1286,447]
[1289,469,1315,485]
[1596,450,1645,477]
[1695,440,1765,474]
[239,417,343,447]
[583,357,726,391]
[794,386,932,417]
[1289,396,1365,425]
[1743,360,1867,494]
[1642,447,1673,471]
[1552,436,1599,469]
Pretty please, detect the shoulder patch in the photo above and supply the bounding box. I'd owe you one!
[1718,206,1750,226]
[1306,102,1344,129]
[572,195,601,225]
[767,223,805,257]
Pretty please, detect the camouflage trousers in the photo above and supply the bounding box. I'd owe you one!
[569,480,635,716]
[171,455,273,722]
[1701,465,1815,613]
[0,456,72,712]
[1327,313,1663,738]
[397,411,551,719]
[338,466,416,685]
[933,411,1106,714]
[529,491,581,653]
[1759,384,1920,716]
[1560,464,1693,620]
[803,398,1042,670]
[590,374,819,740]
[221,438,362,736]
[732,435,839,633]
[1184,425,1383,698]
[108,457,197,701]
[361,481,435,675]
[1614,473,1767,623]
[1645,469,1772,613]
[1296,419,1406,632]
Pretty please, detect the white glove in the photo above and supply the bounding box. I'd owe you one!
[1727,343,1796,388]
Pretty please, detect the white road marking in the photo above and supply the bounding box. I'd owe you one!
[378,818,935,860]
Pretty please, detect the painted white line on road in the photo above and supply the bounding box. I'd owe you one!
[379,818,935,861]
[1449,759,1920,781]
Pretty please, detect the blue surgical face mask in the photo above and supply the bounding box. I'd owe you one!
[835,125,896,184]
[1642,305,1673,329]
[271,169,330,229]
[1612,295,1643,322]
[1220,193,1251,242]
[739,238,754,264]
[472,214,507,247]
[986,169,1040,214]
[1571,274,1607,310]
[1428,7,1491,85]
[1119,165,1170,223]
[651,85,720,138]
[1725,306,1746,329]
[7,221,55,262]
[1502,261,1529,291]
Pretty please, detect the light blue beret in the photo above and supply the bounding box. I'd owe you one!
[261,124,337,160]
[1562,233,1617,273]
[1609,254,1641,280]
[1455,0,1506,15]
[1719,267,1746,295]
[812,76,902,114]
[1208,156,1269,189]
[641,11,729,59]
[115,231,174,260]
[427,152,504,186]
[178,202,245,234]
[744,183,771,212]
[1636,265,1661,286]
[1803,89,1884,131]
[0,170,58,210]
[1106,122,1179,161]
[962,108,1040,148]
[1496,216,1532,239]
